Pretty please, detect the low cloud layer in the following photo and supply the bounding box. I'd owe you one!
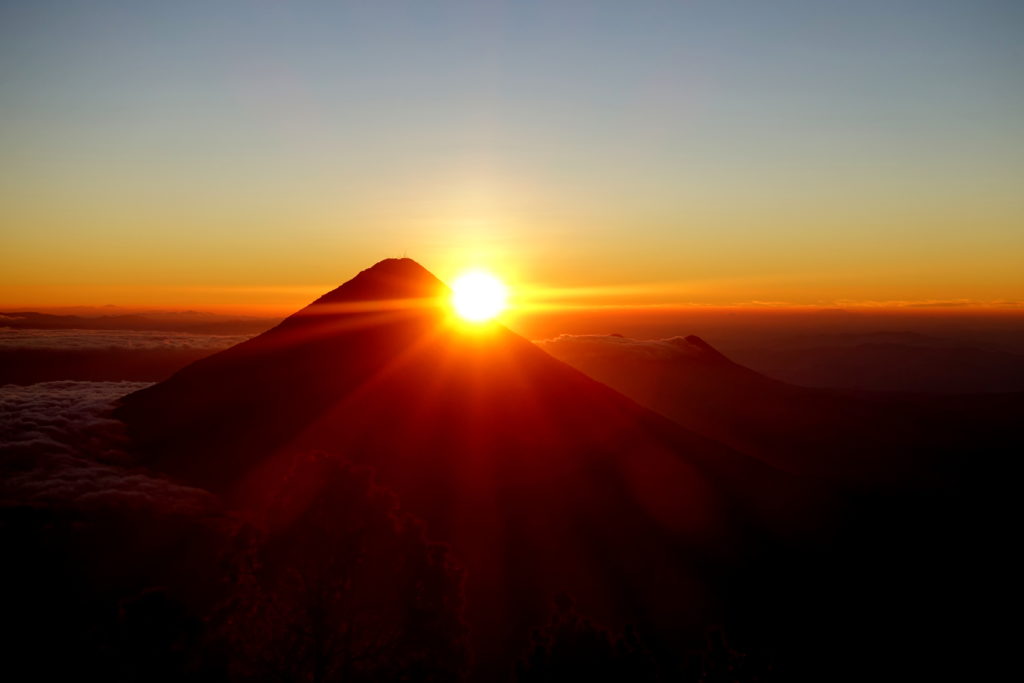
[0,381,219,515]
[0,327,250,351]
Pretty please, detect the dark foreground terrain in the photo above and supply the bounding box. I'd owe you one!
[2,260,1019,682]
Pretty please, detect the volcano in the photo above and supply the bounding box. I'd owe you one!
[116,258,817,677]
[537,333,991,486]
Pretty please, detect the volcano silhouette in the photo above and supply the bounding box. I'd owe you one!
[116,258,814,677]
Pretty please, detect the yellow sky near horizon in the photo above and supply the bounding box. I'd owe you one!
[2,2,1022,314]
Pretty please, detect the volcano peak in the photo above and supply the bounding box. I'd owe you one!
[313,257,445,305]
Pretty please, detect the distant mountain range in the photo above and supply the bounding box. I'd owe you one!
[0,310,273,335]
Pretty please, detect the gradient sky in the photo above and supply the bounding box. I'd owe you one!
[2,0,1022,313]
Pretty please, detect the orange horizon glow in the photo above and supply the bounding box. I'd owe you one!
[3,289,1024,320]
[4,253,1024,316]
[3,4,1022,327]
[2,261,1024,320]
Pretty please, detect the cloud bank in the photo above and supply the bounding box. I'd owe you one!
[0,381,219,515]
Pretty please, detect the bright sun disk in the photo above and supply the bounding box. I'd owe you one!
[451,271,508,322]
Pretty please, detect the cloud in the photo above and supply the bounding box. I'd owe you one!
[0,381,220,516]
[0,327,249,351]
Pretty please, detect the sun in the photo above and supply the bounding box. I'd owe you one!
[451,270,508,323]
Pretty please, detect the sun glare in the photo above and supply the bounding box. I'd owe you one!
[451,271,508,323]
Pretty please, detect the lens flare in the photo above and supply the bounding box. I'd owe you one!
[451,271,508,322]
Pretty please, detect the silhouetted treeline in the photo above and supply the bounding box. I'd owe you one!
[0,503,233,682]
[514,594,783,683]
[1,446,1003,682]
[215,454,468,682]
[516,593,660,683]
[0,455,468,683]
[0,451,794,683]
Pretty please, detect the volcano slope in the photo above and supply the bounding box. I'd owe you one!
[115,259,850,679]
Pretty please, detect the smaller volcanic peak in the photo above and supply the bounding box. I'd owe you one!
[676,335,734,364]
[538,333,741,368]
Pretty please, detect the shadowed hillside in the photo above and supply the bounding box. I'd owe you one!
[117,259,827,680]
[115,259,1010,681]
[538,334,1024,489]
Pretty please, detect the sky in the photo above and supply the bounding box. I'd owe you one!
[1,0,1022,314]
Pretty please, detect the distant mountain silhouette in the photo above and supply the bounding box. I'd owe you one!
[538,334,1024,487]
[539,333,1020,682]
[117,259,820,679]
[0,310,272,335]
[725,331,1024,393]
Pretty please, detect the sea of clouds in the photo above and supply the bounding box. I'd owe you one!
[0,381,219,515]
